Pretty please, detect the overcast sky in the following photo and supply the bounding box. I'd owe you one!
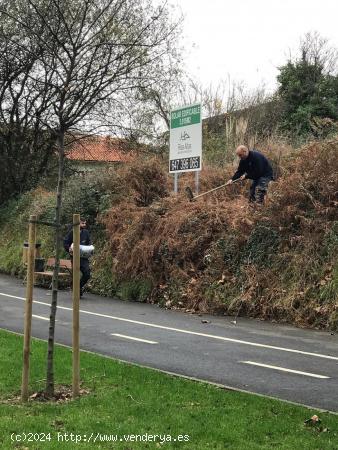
[175,0,338,93]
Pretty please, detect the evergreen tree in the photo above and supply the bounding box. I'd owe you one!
[277,32,338,136]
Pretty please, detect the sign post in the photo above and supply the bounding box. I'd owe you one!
[169,103,202,191]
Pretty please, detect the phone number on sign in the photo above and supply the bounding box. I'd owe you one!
[170,157,200,172]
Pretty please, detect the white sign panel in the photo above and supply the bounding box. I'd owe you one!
[169,103,202,173]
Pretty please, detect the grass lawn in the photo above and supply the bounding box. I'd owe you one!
[0,329,337,449]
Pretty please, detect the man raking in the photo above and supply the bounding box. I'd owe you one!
[226,145,274,204]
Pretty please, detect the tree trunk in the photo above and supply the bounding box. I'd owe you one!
[45,130,65,397]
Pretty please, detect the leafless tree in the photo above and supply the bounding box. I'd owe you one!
[0,0,182,396]
[0,20,56,204]
[299,31,337,75]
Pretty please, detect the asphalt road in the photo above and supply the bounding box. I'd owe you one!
[0,273,337,412]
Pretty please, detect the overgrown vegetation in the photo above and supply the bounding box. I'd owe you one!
[0,140,337,330]
[98,140,337,329]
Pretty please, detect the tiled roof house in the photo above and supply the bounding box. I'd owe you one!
[66,135,134,166]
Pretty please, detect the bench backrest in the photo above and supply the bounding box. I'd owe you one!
[46,258,72,270]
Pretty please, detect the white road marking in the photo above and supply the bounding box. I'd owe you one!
[32,314,52,321]
[240,361,330,379]
[0,293,24,300]
[1,291,338,361]
[111,333,158,344]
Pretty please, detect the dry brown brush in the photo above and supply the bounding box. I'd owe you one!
[99,141,338,329]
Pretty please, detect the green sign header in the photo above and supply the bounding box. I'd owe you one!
[170,105,201,129]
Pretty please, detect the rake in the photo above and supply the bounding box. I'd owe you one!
[185,177,243,202]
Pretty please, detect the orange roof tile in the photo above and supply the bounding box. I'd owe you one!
[66,136,134,163]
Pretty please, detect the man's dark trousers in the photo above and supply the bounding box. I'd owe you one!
[80,257,91,293]
[249,176,272,203]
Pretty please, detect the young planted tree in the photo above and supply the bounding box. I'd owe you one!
[0,0,181,396]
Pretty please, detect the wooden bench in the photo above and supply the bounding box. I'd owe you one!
[34,258,72,287]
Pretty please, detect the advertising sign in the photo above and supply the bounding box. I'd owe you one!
[169,103,202,173]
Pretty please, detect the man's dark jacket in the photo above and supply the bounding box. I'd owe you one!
[232,150,273,181]
[64,228,91,253]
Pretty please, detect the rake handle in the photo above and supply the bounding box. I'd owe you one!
[192,177,243,200]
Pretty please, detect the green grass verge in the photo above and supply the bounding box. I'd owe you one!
[0,330,337,449]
